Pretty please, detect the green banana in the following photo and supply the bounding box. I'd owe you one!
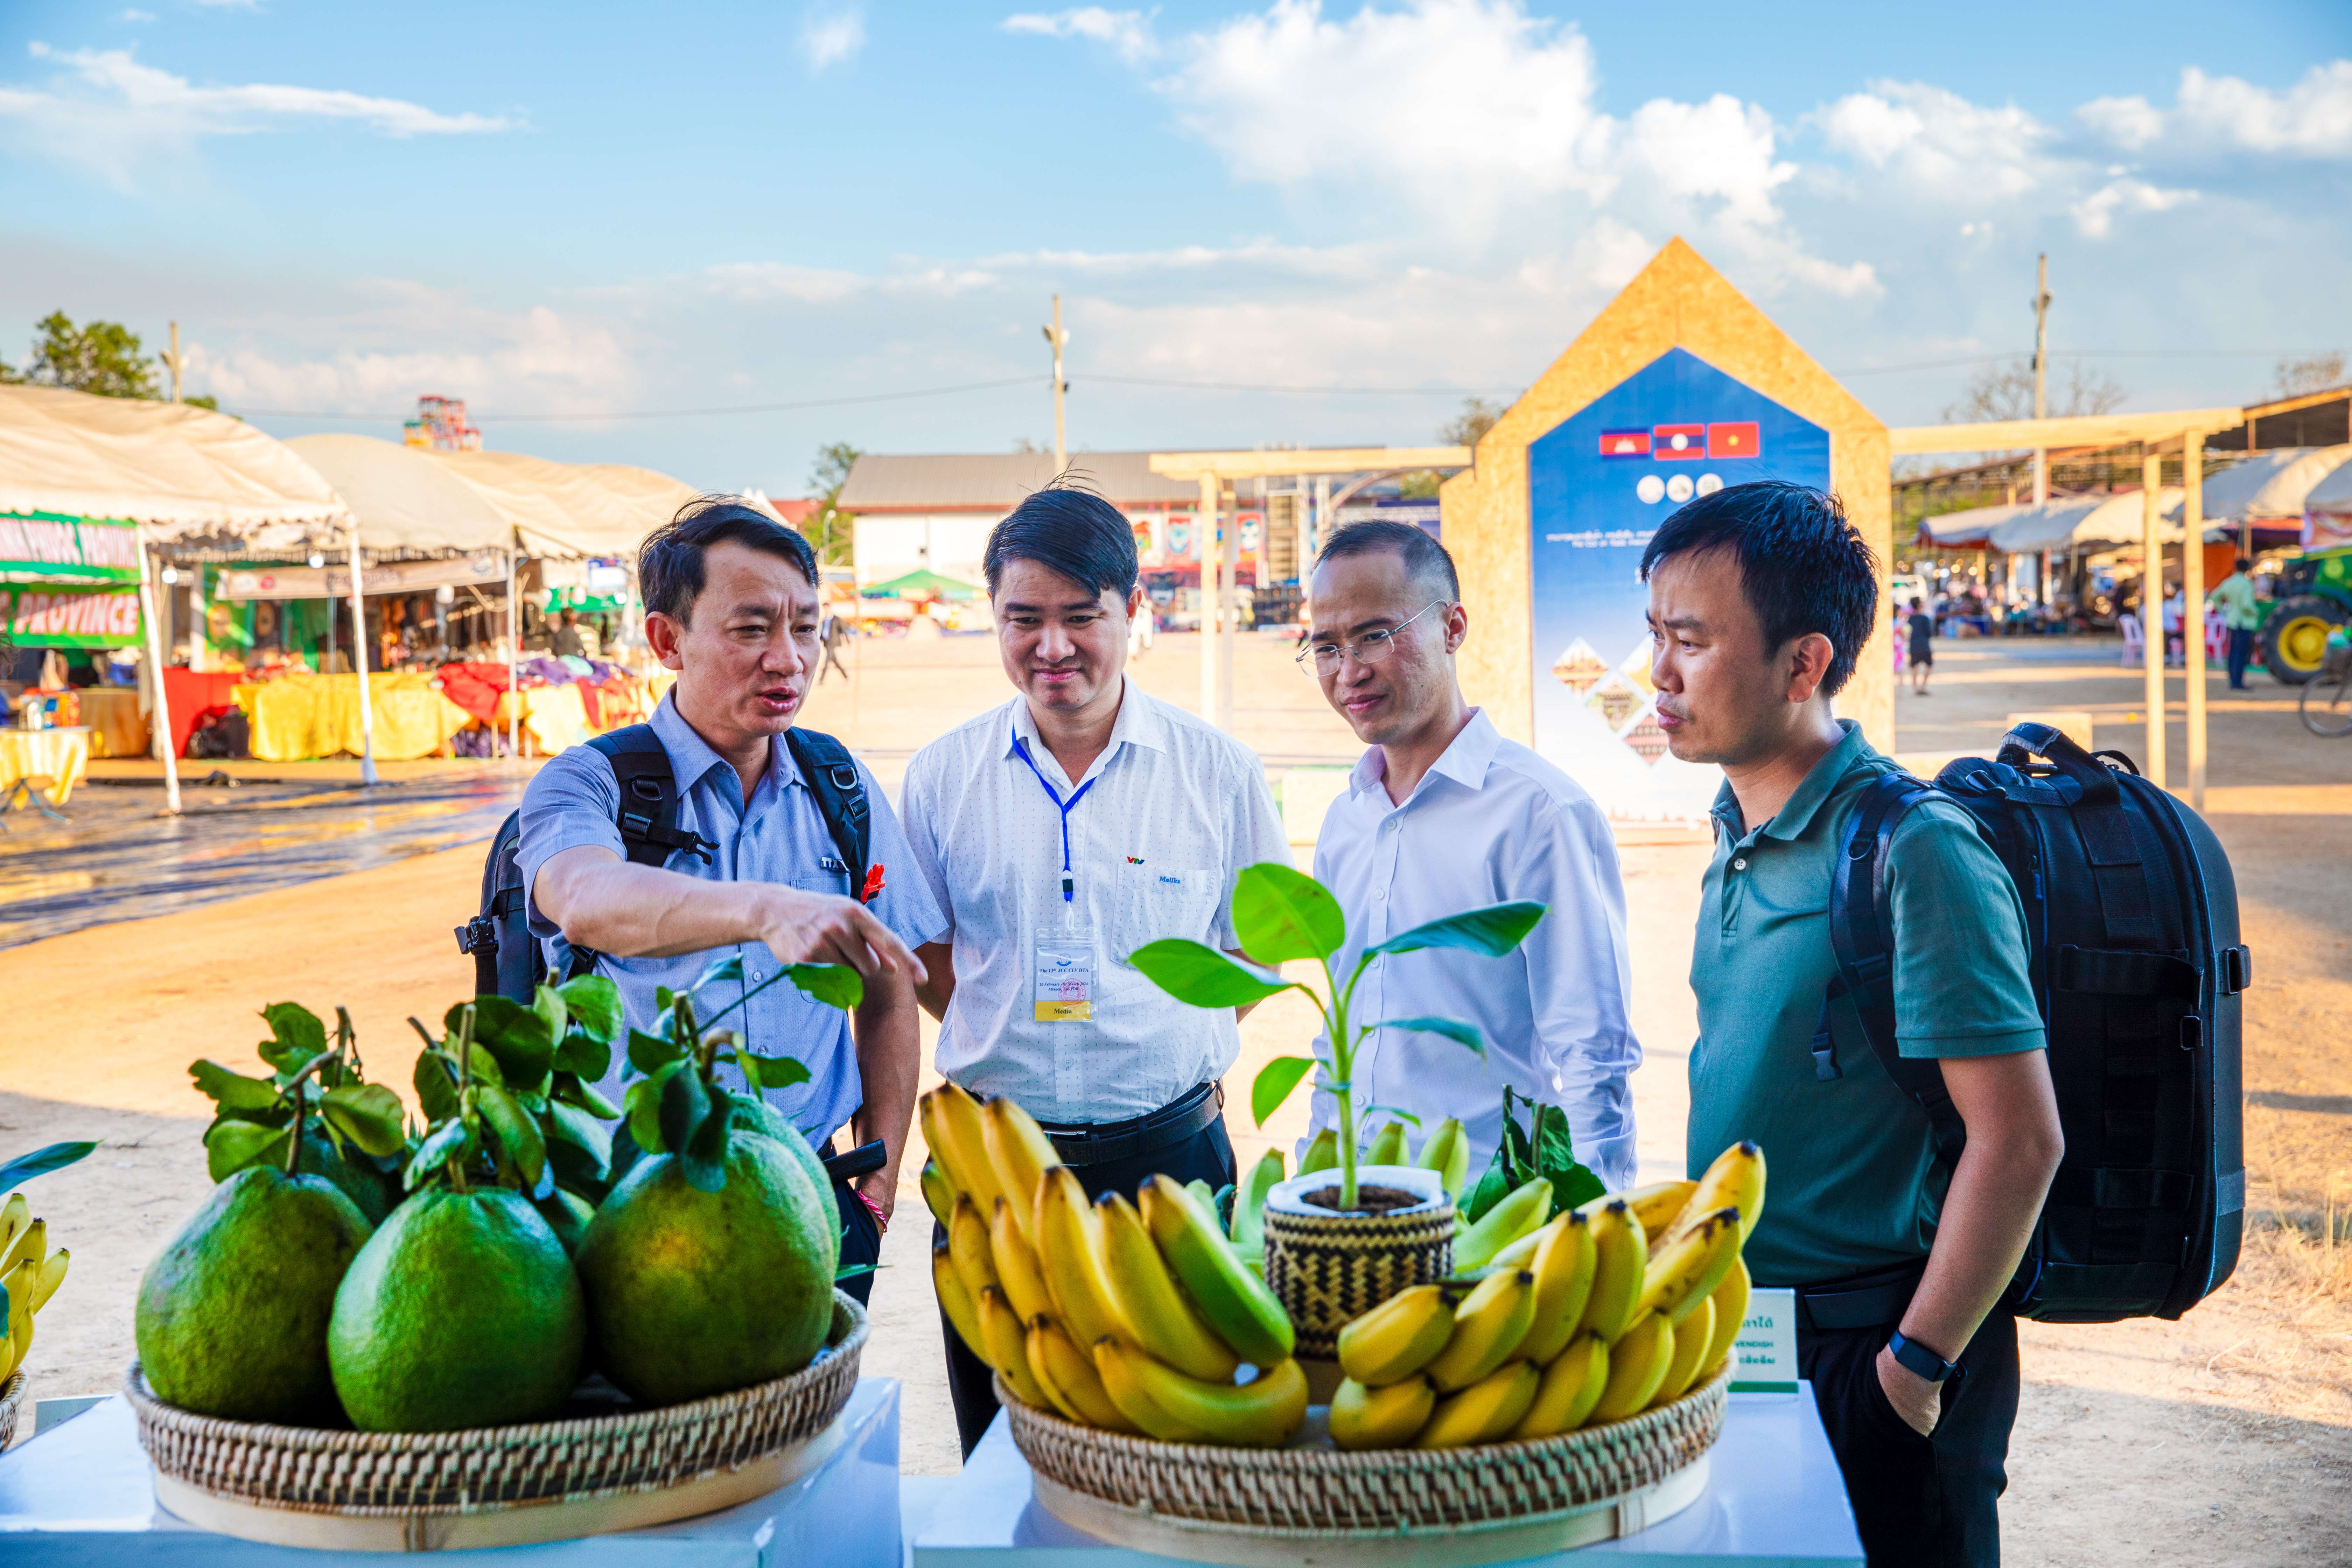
[1098,1192,1240,1382]
[1415,1359,1540,1449]
[1335,1282,1454,1387]
[1365,1120,1409,1167]
[1574,1201,1645,1343]
[920,1159,957,1231]
[1139,1175,1294,1367]
[1416,1117,1470,1199]
[1511,1332,1609,1439]
[1122,1351,1308,1448]
[1517,1210,1598,1365]
[1091,1338,1209,1443]
[1300,1127,1339,1175]
[1184,1178,1222,1233]
[1330,1374,1435,1450]
[1453,1177,1553,1272]
[1423,1268,1536,1392]
[1230,1148,1284,1256]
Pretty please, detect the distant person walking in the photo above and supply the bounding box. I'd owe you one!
[817,609,852,683]
[2208,557,2262,690]
[1906,597,1934,695]
[549,608,587,659]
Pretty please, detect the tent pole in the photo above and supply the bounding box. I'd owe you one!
[2141,447,2166,792]
[1198,472,1220,727]
[506,546,522,765]
[2182,433,2206,812]
[348,528,379,786]
[135,529,182,816]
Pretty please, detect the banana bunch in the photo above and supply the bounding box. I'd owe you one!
[920,1082,1307,1448]
[1330,1141,1764,1450]
[0,1192,72,1385]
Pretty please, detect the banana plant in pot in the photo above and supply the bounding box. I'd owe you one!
[1129,862,1543,1360]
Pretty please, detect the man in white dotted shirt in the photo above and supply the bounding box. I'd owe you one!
[900,483,1291,1454]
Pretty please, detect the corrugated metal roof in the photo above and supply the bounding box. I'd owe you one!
[835,450,1202,512]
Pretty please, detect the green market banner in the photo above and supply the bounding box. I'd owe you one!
[3,582,144,648]
[0,511,142,584]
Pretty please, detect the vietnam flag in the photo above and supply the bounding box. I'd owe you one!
[1708,422,1762,459]
[1598,429,1651,457]
[1653,424,1706,460]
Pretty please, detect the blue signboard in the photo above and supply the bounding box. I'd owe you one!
[1527,348,1830,820]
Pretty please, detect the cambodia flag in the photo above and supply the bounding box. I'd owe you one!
[1599,429,1651,458]
[1708,422,1762,459]
[1653,424,1706,460]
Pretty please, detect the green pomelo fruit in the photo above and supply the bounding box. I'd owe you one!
[536,1189,597,1256]
[726,1092,842,1278]
[328,1187,586,1432]
[578,1131,835,1407]
[135,1166,371,1426]
[303,1127,402,1226]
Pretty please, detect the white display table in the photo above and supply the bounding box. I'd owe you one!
[913,1387,1863,1567]
[0,1377,903,1566]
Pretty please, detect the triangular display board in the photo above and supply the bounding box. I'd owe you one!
[1441,239,1891,823]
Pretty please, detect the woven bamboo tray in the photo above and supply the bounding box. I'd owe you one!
[1002,1362,1730,1568]
[0,1370,22,1453]
[127,1289,867,1552]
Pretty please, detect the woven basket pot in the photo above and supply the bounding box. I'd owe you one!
[1260,1166,1452,1362]
[125,1289,868,1551]
[1002,1362,1731,1568]
[0,1370,22,1453]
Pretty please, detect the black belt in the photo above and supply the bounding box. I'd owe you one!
[1791,1259,1929,1332]
[1035,1081,1225,1168]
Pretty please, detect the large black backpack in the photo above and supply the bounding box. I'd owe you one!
[1829,721,2247,1323]
[457,724,874,1002]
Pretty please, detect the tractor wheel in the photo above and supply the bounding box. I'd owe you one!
[2261,596,2346,686]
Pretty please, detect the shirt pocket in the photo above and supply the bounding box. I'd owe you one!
[1117,864,1222,959]
[790,869,852,899]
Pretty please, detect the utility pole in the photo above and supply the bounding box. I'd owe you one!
[2030,255,2051,505]
[163,321,184,404]
[1042,295,1069,471]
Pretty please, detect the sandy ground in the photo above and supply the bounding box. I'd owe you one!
[4,629,2348,1561]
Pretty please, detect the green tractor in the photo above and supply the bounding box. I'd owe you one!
[2261,544,2352,684]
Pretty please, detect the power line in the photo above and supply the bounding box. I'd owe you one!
[1834,347,2346,377]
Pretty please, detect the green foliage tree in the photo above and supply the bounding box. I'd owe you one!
[12,312,161,399]
[802,440,864,566]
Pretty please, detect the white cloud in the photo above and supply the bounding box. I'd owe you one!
[1002,9,1158,64]
[120,9,158,22]
[190,0,261,8]
[2076,93,2162,150]
[2175,62,2352,156]
[1818,81,2050,198]
[799,9,865,72]
[2071,175,2197,238]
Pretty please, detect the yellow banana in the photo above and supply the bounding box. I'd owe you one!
[1365,1120,1409,1167]
[1336,1283,1455,1387]
[1574,1201,1645,1343]
[1657,1140,1765,1251]
[1230,1147,1284,1257]
[1649,1298,1713,1408]
[1589,1311,1674,1423]
[1027,1317,1139,1432]
[977,1286,1052,1408]
[1,1258,37,1382]
[1020,1317,1087,1422]
[1097,1192,1240,1382]
[990,1198,1055,1323]
[1416,1117,1470,1199]
[926,1083,1009,1222]
[1423,1269,1536,1392]
[1453,1177,1553,1272]
[1139,1175,1294,1367]
[1484,1226,1545,1273]
[932,1244,989,1363]
[1415,1359,1540,1449]
[1620,1180,1700,1241]
[1122,1351,1308,1448]
[917,1094,972,1202]
[0,1217,45,1278]
[1698,1255,1749,1382]
[1032,1167,1130,1350]
[920,1159,957,1231]
[1330,1374,1436,1450]
[949,1194,1001,1301]
[981,1096,1060,1244]
[1299,1127,1339,1175]
[1635,1207,1742,1326]
[30,1248,68,1313]
[1511,1333,1610,1439]
[1091,1338,1210,1443]
[1517,1210,1598,1365]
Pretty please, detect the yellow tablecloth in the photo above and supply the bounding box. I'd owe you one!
[495,684,594,756]
[234,673,475,763]
[0,726,90,804]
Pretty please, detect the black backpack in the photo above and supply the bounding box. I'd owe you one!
[1828,721,2247,1324]
[457,724,874,1002]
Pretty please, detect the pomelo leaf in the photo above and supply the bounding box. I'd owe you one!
[533,984,569,1047]
[554,1031,611,1083]
[555,975,624,1045]
[413,1052,461,1124]
[625,1071,670,1156]
[740,1051,811,1091]
[407,1118,472,1190]
[477,1085,546,1190]
[322,1084,408,1158]
[546,1100,612,1178]
[189,1059,282,1113]
[450,996,554,1087]
[468,1045,506,1090]
[681,1097,733,1194]
[203,1119,290,1183]
[258,1002,328,1078]
[658,1066,712,1165]
[628,1029,682,1076]
[552,1074,620,1120]
[787,963,862,1011]
[690,953,744,995]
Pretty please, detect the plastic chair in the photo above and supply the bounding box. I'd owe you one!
[2204,610,2227,664]
[2119,613,2145,668]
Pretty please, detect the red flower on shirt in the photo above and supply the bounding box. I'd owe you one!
[861,863,886,904]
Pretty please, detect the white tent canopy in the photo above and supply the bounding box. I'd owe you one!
[283,433,512,554]
[1985,500,2103,554]
[2167,446,2352,526]
[1917,502,2028,548]
[430,450,698,559]
[0,383,348,539]
[2304,454,2352,518]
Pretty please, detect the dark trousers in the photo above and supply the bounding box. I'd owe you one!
[938,1113,1237,1458]
[833,1177,881,1306]
[1800,1310,2020,1568]
[2227,626,2255,688]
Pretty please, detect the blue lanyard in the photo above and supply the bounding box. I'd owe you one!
[1011,736,1097,902]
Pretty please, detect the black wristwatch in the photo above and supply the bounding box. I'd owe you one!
[1887,1330,1963,1386]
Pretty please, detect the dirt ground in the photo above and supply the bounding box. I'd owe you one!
[3,630,2347,1562]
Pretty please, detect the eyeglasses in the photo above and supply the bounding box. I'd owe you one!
[1296,600,1448,675]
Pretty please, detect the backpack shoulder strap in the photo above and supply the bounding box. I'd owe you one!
[786,727,873,896]
[1828,769,1971,1171]
[584,724,715,869]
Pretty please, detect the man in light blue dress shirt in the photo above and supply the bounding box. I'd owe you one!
[1300,520,1640,1189]
[521,499,940,1301]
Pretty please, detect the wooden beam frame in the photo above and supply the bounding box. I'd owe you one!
[1888,409,2244,455]
[1149,446,1471,480]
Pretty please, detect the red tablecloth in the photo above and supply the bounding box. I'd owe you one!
[160,668,248,757]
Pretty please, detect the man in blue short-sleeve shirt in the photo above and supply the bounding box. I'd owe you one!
[521,498,942,1302]
[1643,482,2063,1568]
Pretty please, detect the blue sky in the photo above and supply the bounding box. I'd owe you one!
[4,0,2348,494]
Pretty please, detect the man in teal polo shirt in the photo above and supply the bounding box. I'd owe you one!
[1642,481,2064,1568]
